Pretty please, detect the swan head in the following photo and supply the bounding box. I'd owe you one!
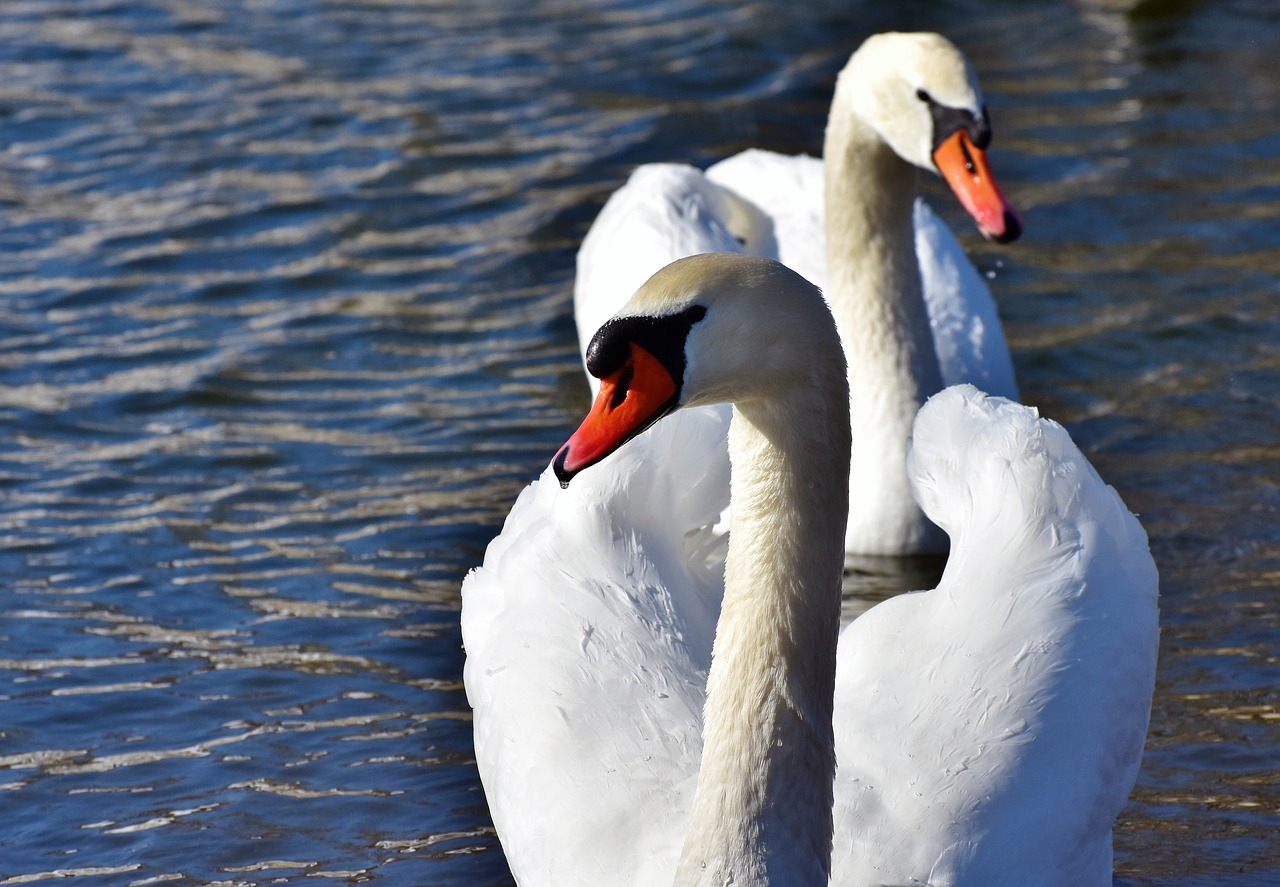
[554,253,841,486]
[837,31,1021,243]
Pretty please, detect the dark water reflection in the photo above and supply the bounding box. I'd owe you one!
[0,0,1277,884]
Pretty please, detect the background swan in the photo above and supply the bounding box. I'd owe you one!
[463,254,1159,886]
[575,32,1022,555]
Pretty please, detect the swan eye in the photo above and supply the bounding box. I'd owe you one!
[920,90,991,153]
[610,364,634,409]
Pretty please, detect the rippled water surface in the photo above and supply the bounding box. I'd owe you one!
[1,0,1278,884]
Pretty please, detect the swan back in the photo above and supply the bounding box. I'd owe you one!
[831,385,1159,886]
[706,149,827,286]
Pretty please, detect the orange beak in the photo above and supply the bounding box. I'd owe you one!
[553,342,680,486]
[933,129,1022,244]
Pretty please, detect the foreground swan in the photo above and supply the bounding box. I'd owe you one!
[575,32,1022,554]
[464,254,1160,886]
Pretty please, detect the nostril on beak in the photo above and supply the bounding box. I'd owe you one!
[609,364,634,410]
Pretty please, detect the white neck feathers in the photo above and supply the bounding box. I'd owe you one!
[675,372,850,886]
[823,70,946,554]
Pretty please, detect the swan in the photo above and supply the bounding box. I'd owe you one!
[574,31,1022,554]
[463,253,1160,886]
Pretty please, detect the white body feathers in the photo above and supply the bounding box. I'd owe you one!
[464,385,1158,886]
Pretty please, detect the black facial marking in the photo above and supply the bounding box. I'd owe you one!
[918,89,992,152]
[585,304,708,395]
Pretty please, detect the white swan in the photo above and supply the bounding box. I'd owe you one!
[463,253,1160,887]
[574,32,1022,554]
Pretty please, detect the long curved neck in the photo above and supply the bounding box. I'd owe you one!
[823,87,946,554]
[675,384,851,886]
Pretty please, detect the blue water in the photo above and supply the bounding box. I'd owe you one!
[0,0,1277,884]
